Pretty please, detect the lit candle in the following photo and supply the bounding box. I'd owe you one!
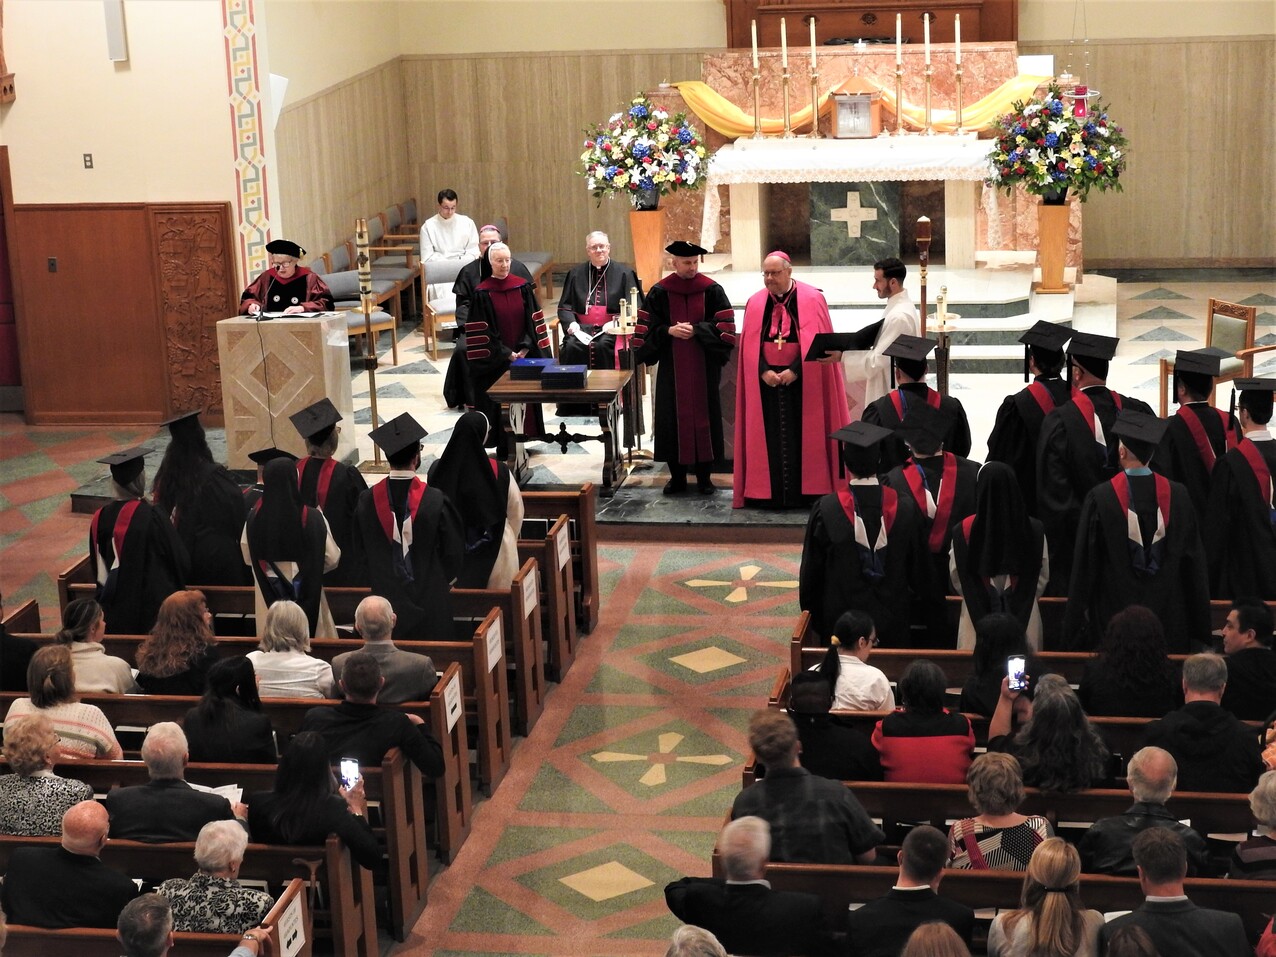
[751,19,759,70]
[809,17,817,69]
[780,18,788,68]
[955,14,961,65]
[923,14,930,65]
[895,14,902,65]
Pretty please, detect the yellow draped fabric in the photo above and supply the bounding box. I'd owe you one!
[673,74,1051,138]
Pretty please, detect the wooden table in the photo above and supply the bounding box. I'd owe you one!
[488,370,632,496]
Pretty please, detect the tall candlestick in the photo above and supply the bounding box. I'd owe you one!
[955,14,962,65]
[780,18,788,68]
[895,13,902,65]
[751,19,759,69]
[923,14,930,64]
[809,17,817,69]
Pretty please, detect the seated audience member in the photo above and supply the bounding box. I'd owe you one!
[158,820,274,933]
[183,656,277,764]
[989,838,1103,957]
[246,600,337,698]
[812,611,895,711]
[664,815,827,957]
[959,612,1035,718]
[0,713,93,836]
[731,709,884,865]
[989,675,1112,793]
[786,671,882,781]
[1078,606,1180,718]
[1220,600,1276,720]
[116,894,174,957]
[1105,926,1162,957]
[872,659,974,784]
[1077,747,1212,877]
[104,722,246,842]
[1100,829,1250,957]
[0,588,38,692]
[247,732,381,871]
[136,589,219,695]
[665,924,728,957]
[55,597,138,693]
[846,825,974,957]
[300,651,444,778]
[0,800,139,928]
[900,921,973,957]
[2,644,123,759]
[331,596,437,705]
[1144,653,1265,793]
[947,752,1052,870]
[1230,769,1276,879]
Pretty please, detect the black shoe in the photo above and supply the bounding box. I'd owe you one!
[697,480,717,495]
[663,479,688,495]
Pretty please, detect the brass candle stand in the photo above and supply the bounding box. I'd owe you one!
[892,66,906,135]
[954,65,966,133]
[751,70,764,139]
[923,65,935,135]
[807,68,822,138]
[781,66,795,138]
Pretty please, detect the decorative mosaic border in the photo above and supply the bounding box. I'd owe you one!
[221,0,271,281]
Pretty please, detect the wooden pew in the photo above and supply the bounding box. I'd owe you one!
[522,483,599,634]
[519,513,578,681]
[2,877,311,957]
[0,836,374,957]
[3,597,41,633]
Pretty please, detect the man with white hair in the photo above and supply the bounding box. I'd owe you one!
[1077,747,1213,876]
[105,722,247,842]
[664,815,827,956]
[332,595,437,704]
[556,230,644,373]
[157,821,274,933]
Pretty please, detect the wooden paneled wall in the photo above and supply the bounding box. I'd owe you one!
[275,60,412,266]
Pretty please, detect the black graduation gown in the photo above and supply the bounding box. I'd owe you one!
[1153,403,1235,522]
[350,477,465,640]
[632,275,735,466]
[985,376,1070,515]
[297,456,368,586]
[950,514,1046,635]
[1065,472,1210,652]
[799,482,928,647]
[175,462,249,586]
[466,278,549,453]
[1037,387,1153,592]
[556,261,644,369]
[1204,438,1276,600]
[861,383,973,472]
[443,257,535,410]
[90,499,189,635]
[245,503,330,637]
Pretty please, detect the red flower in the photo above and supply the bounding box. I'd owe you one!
[690,139,698,146]
[646,121,657,131]
[674,175,683,184]
[585,140,595,148]
[1056,161,1066,171]
[1037,138,1045,146]
[1096,163,1105,173]
[1015,166,1025,174]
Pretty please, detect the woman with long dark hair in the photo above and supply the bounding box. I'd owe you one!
[813,611,895,711]
[183,656,276,764]
[949,462,1049,650]
[136,590,218,695]
[990,677,1112,793]
[960,612,1037,717]
[242,457,339,638]
[55,597,137,693]
[1078,605,1180,717]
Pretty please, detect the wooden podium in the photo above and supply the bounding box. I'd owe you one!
[216,314,356,469]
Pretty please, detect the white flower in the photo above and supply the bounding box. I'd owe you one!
[609,112,623,123]
[1110,149,1122,160]
[1026,148,1041,163]
[1048,119,1069,135]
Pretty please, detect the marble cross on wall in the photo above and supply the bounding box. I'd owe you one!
[830,191,879,238]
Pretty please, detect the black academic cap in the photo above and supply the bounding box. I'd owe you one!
[884,334,938,362]
[266,239,305,258]
[1235,378,1276,392]
[665,240,708,257]
[895,403,951,452]
[162,410,204,441]
[1019,321,1072,351]
[1067,332,1118,361]
[97,446,151,485]
[830,421,894,448]
[369,413,427,458]
[1235,378,1276,420]
[247,446,298,466]
[1173,347,1229,378]
[289,398,343,443]
[1111,409,1169,446]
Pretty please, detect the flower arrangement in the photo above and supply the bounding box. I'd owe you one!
[985,85,1129,202]
[579,95,709,208]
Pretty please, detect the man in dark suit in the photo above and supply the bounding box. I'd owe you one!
[845,825,974,957]
[104,722,246,842]
[664,815,828,957]
[1100,829,1251,957]
[0,800,139,928]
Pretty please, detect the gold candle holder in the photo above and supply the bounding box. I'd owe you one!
[923,65,935,135]
[781,67,795,138]
[892,66,907,135]
[954,65,966,133]
[807,68,822,138]
[751,70,764,139]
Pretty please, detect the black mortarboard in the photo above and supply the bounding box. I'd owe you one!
[830,421,894,448]
[369,413,427,458]
[895,403,951,453]
[1234,377,1276,420]
[289,398,343,444]
[163,410,205,442]
[1019,321,1071,381]
[97,446,151,485]
[1235,378,1276,392]
[1111,409,1169,446]
[665,240,708,257]
[266,239,305,258]
[1067,332,1119,377]
[1172,347,1228,378]
[247,446,298,466]
[884,334,938,362]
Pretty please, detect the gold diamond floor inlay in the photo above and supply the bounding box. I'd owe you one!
[558,861,655,902]
[668,646,747,673]
[684,564,800,603]
[592,732,735,786]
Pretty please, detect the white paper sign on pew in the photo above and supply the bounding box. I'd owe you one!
[444,670,462,733]
[555,523,570,570]
[485,615,504,672]
[521,565,539,612]
[279,889,306,957]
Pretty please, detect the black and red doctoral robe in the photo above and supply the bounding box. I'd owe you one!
[985,376,1071,515]
[1204,434,1276,600]
[466,274,551,448]
[1065,470,1210,652]
[1153,401,1237,521]
[632,273,736,468]
[861,383,973,472]
[444,253,535,410]
[297,456,368,586]
[238,266,334,314]
[1037,385,1153,592]
[800,479,928,647]
[90,499,189,635]
[350,476,465,640]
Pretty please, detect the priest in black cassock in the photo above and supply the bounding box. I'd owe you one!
[631,240,736,495]
[861,334,972,473]
[1152,347,1238,522]
[290,398,368,586]
[556,231,644,371]
[239,239,333,315]
[985,321,1072,515]
[1065,410,1210,652]
[350,414,464,640]
[1036,332,1153,593]
[800,421,928,647]
[1205,378,1276,600]
[90,447,188,635]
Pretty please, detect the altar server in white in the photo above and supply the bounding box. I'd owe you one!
[842,257,919,419]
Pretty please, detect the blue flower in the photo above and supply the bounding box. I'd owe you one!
[604,165,618,180]
[638,175,655,190]
[678,128,693,144]
[629,104,648,120]
[1050,168,1067,181]
[1050,99,1064,116]
[1085,155,1098,168]
[631,143,649,160]
[1084,123,1097,136]
[1045,133,1058,147]
[1013,124,1026,136]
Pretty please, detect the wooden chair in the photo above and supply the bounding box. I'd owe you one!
[1158,297,1266,415]
[315,244,400,365]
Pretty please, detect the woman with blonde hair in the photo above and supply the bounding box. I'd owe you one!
[948,752,1052,869]
[246,600,335,698]
[0,713,93,835]
[136,590,218,695]
[900,921,972,957]
[988,837,1103,957]
[2,644,122,759]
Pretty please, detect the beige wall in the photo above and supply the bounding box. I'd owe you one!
[264,0,404,104]
[1019,0,1274,41]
